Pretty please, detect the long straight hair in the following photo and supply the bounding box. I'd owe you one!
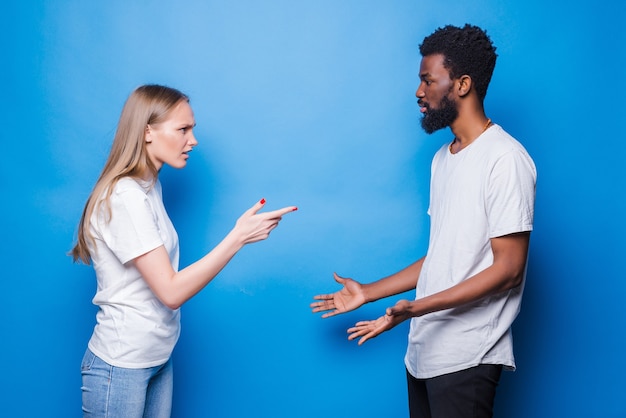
[71,84,189,264]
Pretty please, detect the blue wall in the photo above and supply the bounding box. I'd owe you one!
[3,0,625,417]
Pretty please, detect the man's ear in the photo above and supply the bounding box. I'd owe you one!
[457,75,472,97]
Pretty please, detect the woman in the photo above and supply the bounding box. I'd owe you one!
[71,84,296,417]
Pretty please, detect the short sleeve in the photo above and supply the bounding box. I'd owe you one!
[99,186,164,264]
[486,149,537,238]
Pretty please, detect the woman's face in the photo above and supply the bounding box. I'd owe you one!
[145,101,197,170]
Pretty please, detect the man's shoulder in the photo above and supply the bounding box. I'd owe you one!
[484,125,531,156]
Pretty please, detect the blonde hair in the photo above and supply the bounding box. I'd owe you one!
[71,84,189,264]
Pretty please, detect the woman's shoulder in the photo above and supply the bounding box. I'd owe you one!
[114,177,155,195]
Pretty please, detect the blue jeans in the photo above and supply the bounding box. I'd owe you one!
[81,349,173,418]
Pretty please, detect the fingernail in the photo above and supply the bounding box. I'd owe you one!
[292,207,298,211]
[260,198,266,204]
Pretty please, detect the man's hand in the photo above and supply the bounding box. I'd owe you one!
[347,299,414,345]
[310,273,366,318]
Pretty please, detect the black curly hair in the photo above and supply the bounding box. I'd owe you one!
[419,24,497,102]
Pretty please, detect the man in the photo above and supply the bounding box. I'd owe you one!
[311,24,536,418]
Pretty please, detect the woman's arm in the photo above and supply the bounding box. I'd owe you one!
[134,200,296,309]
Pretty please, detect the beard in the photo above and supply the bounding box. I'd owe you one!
[420,95,459,134]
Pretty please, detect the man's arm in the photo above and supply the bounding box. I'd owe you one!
[348,232,530,344]
[311,256,425,318]
[407,232,529,316]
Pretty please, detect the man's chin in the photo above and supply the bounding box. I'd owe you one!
[420,96,458,133]
[421,118,446,134]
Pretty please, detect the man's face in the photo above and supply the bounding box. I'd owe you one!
[416,54,458,134]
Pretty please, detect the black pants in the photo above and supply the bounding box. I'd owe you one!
[406,364,503,418]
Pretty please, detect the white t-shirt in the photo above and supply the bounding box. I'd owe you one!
[87,177,181,368]
[405,124,536,379]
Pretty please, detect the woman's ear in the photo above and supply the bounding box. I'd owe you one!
[145,125,152,143]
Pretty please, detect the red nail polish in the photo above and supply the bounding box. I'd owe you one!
[260,198,266,205]
[292,207,298,211]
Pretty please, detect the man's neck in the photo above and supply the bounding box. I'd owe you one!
[449,111,491,153]
[452,112,489,139]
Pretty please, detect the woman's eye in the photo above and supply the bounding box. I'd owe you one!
[180,128,187,134]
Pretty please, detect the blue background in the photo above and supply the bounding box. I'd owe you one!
[2,0,625,417]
